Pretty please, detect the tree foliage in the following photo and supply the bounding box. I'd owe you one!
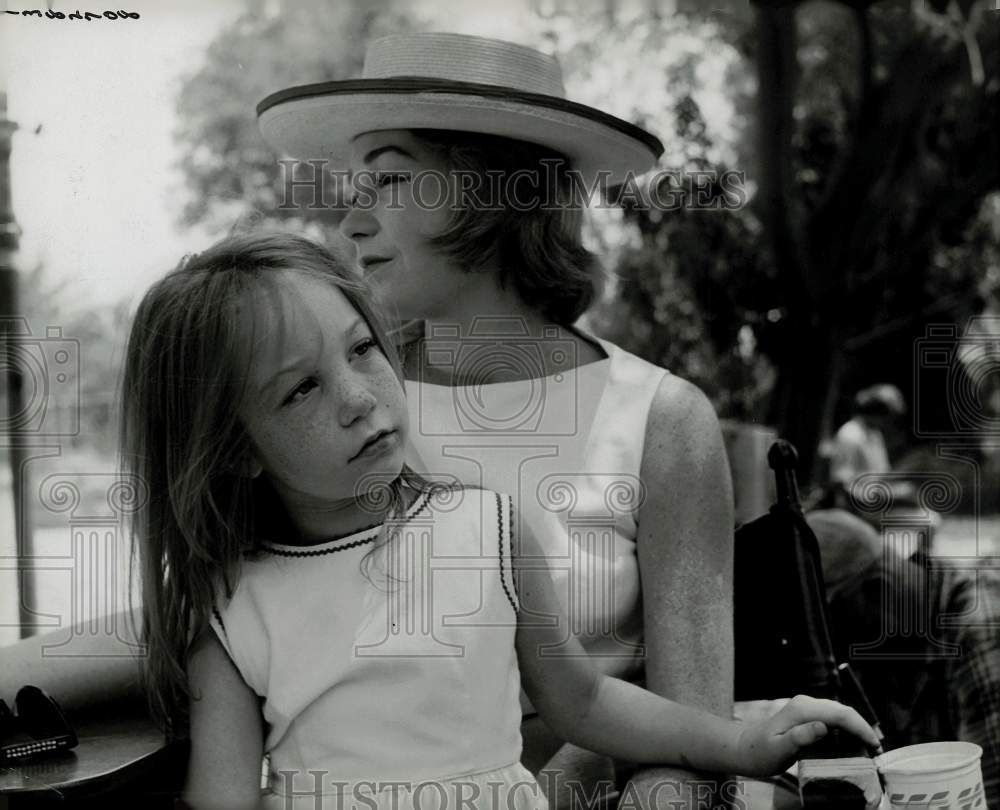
[532,2,769,412]
[750,0,998,480]
[174,0,420,236]
[588,0,999,482]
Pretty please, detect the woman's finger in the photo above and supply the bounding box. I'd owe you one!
[786,720,828,748]
[774,695,880,747]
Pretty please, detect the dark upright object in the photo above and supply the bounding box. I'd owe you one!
[0,89,35,638]
[734,440,843,703]
[734,440,883,753]
[734,440,885,807]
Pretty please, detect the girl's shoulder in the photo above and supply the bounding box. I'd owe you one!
[398,483,516,576]
[413,481,513,529]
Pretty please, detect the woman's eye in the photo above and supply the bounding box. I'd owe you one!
[283,377,318,406]
[375,171,410,188]
[353,338,381,359]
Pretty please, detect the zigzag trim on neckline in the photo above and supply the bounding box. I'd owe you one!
[261,489,433,558]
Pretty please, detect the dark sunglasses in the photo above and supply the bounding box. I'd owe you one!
[0,686,78,762]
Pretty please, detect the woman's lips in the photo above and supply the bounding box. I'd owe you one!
[361,257,391,274]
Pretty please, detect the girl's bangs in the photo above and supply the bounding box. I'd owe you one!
[227,274,299,406]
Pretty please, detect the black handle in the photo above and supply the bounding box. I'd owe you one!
[768,439,802,513]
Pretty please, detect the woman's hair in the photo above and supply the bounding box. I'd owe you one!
[121,231,408,732]
[412,129,603,325]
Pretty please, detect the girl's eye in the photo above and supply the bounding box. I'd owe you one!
[283,377,318,406]
[375,171,410,188]
[352,338,381,359]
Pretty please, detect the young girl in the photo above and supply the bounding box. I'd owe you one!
[122,231,879,809]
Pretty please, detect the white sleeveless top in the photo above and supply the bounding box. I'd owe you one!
[210,487,531,803]
[405,335,669,689]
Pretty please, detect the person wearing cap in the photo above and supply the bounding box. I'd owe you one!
[255,32,736,809]
[828,384,907,493]
[808,508,1000,810]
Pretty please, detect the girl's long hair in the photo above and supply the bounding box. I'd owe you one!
[121,231,409,733]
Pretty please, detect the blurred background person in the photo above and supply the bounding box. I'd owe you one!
[828,384,907,492]
[808,508,1000,810]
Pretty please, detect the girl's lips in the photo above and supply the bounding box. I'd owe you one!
[353,430,399,462]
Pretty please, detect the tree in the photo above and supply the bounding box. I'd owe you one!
[750,0,999,481]
[587,0,999,484]
[586,92,773,421]
[174,0,419,237]
[534,2,770,413]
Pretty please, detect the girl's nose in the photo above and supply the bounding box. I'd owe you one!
[339,381,378,426]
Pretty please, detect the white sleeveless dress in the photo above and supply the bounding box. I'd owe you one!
[211,486,546,809]
[405,335,669,696]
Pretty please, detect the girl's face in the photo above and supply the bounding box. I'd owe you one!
[339,130,470,320]
[237,271,408,508]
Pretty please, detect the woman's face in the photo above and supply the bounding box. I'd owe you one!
[340,130,470,321]
[237,271,408,510]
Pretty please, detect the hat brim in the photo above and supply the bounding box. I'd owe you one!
[258,79,664,188]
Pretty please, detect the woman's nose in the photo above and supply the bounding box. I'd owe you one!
[339,202,378,242]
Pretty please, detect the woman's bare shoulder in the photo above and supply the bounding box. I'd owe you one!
[637,372,733,551]
[644,373,724,458]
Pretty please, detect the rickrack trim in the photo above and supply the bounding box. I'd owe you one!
[261,489,433,558]
[497,492,518,614]
[264,533,379,558]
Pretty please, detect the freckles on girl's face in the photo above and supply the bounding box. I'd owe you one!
[236,271,408,504]
[339,130,471,321]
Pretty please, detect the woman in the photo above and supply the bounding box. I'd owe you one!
[258,33,735,808]
[0,32,737,810]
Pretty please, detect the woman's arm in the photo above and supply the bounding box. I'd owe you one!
[184,629,264,810]
[625,375,736,807]
[514,516,879,777]
[638,375,735,716]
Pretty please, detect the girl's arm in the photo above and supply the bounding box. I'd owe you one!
[514,504,880,779]
[184,629,264,810]
[628,375,736,803]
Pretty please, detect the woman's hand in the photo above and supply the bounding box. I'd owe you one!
[735,694,881,777]
[732,698,790,724]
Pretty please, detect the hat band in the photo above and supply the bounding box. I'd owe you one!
[257,78,664,158]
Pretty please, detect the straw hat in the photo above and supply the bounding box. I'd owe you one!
[257,32,664,187]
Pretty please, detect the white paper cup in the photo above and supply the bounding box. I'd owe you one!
[877,742,985,809]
